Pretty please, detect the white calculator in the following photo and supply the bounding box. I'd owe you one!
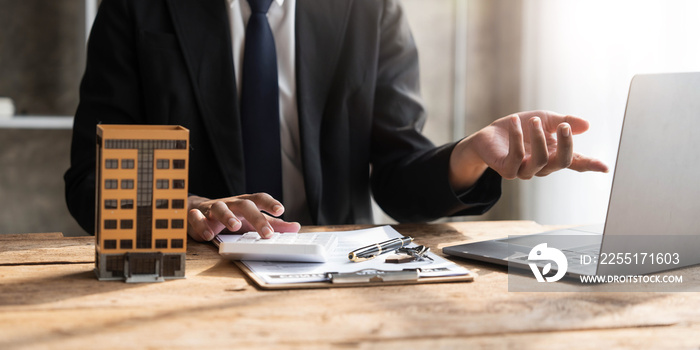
[214,232,339,263]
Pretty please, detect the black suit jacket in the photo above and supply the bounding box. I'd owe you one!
[65,0,501,234]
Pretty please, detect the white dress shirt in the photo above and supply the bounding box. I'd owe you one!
[227,0,311,224]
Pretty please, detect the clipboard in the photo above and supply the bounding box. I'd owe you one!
[233,261,474,290]
[224,226,474,290]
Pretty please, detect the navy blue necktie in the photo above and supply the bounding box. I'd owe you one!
[240,0,283,201]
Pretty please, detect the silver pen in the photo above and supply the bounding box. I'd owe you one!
[348,236,413,262]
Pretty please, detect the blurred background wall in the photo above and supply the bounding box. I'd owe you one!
[0,0,86,115]
[0,0,89,236]
[2,0,700,235]
[518,0,700,225]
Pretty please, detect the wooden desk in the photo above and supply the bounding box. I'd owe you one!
[1,221,699,349]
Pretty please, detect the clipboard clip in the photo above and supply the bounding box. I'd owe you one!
[327,268,419,284]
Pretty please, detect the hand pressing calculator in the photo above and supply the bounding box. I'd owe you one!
[214,232,339,263]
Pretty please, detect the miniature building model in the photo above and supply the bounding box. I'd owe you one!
[95,125,189,282]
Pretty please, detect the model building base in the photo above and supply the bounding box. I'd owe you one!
[96,252,185,283]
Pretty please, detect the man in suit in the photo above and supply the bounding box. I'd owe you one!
[65,0,607,241]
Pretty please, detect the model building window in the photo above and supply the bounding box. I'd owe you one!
[120,219,133,229]
[171,239,184,249]
[121,179,134,189]
[104,239,117,249]
[156,179,169,189]
[175,140,187,149]
[105,159,118,169]
[104,199,118,209]
[122,159,135,169]
[120,199,134,209]
[105,255,124,272]
[173,159,186,169]
[105,179,118,189]
[104,220,117,229]
[155,239,168,249]
[155,199,169,209]
[172,199,185,209]
[155,219,168,229]
[120,239,133,249]
[171,219,184,229]
[173,179,185,189]
[156,159,169,169]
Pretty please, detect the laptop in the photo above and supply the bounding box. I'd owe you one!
[443,72,700,278]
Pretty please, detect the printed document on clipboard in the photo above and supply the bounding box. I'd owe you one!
[227,226,473,289]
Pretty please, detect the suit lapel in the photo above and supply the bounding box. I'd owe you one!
[296,0,353,222]
[166,0,245,196]
[165,0,353,214]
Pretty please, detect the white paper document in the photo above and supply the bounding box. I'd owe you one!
[227,225,470,285]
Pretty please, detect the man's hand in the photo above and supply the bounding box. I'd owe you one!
[187,193,301,241]
[449,110,609,191]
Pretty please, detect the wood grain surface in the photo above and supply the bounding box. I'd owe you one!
[1,221,698,349]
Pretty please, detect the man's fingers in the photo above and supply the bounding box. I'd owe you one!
[568,154,610,173]
[519,111,590,135]
[208,201,242,232]
[555,123,574,168]
[535,123,574,177]
[267,216,301,233]
[502,115,525,179]
[228,199,275,238]
[493,110,607,177]
[187,209,215,242]
[238,192,285,217]
[187,193,301,241]
[517,117,548,179]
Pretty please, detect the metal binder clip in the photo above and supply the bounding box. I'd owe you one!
[397,245,434,262]
[327,269,419,284]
